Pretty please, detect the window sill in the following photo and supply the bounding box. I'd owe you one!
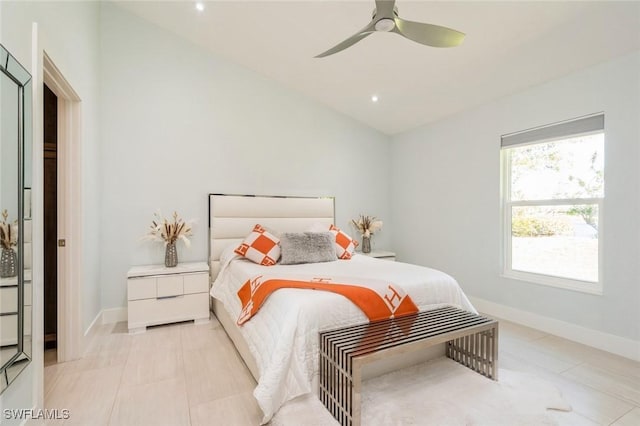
[502,270,603,296]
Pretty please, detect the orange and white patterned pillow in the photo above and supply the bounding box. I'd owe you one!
[235,224,281,266]
[329,224,359,260]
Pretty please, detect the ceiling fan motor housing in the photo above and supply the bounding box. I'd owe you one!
[372,5,399,32]
[374,18,395,32]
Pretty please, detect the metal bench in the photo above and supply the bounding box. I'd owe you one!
[319,306,499,426]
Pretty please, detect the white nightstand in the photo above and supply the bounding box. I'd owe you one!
[360,250,396,261]
[127,262,210,333]
[0,270,32,346]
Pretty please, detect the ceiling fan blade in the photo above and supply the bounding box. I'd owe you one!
[375,0,396,18]
[315,22,376,58]
[393,17,465,48]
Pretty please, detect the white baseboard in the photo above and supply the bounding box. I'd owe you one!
[101,307,128,324]
[469,296,640,362]
[84,310,103,337]
[83,307,128,337]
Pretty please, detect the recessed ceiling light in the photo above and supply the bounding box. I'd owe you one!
[371,95,379,103]
[195,2,205,12]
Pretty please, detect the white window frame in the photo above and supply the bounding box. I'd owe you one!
[500,114,604,295]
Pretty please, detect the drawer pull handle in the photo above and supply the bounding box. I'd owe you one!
[157,295,182,300]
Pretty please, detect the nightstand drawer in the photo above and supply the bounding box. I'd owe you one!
[157,276,183,298]
[128,277,157,300]
[1,313,17,346]
[1,285,32,313]
[0,287,17,314]
[128,293,209,329]
[183,273,208,294]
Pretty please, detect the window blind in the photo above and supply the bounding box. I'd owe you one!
[501,113,604,148]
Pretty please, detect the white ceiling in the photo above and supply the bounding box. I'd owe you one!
[114,1,640,135]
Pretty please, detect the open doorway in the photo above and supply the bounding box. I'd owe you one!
[43,83,58,365]
[41,52,83,366]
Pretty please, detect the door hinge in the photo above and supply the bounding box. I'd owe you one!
[58,239,66,247]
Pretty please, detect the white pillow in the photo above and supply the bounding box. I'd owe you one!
[308,222,329,233]
[219,244,240,266]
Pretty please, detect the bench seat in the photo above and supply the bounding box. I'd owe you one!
[319,305,499,426]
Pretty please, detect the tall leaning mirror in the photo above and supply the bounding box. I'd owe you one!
[0,43,32,394]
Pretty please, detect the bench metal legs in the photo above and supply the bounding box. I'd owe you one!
[319,308,498,426]
[447,327,499,380]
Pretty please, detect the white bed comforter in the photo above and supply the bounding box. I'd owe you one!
[211,253,476,423]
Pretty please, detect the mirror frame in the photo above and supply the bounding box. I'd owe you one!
[0,43,32,394]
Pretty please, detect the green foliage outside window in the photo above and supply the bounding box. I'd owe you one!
[512,216,571,237]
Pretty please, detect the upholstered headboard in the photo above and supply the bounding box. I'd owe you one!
[208,194,335,279]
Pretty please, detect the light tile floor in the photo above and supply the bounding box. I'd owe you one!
[37,316,639,425]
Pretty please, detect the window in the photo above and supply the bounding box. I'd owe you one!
[501,114,604,294]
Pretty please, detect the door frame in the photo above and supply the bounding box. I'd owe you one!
[42,52,83,364]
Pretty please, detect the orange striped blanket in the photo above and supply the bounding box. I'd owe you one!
[237,274,418,325]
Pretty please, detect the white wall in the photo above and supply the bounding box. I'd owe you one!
[0,1,101,420]
[98,4,392,310]
[0,0,103,330]
[391,52,640,343]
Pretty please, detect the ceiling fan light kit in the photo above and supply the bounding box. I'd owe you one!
[374,18,395,32]
[315,0,465,58]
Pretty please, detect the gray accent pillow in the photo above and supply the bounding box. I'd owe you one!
[279,232,337,265]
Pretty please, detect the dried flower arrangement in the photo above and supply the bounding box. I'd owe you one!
[351,214,383,238]
[143,211,194,247]
[0,209,18,250]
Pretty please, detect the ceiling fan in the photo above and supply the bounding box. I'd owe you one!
[315,0,465,58]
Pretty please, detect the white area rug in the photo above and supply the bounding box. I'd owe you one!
[270,357,571,426]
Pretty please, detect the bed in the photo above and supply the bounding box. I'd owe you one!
[208,194,476,423]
